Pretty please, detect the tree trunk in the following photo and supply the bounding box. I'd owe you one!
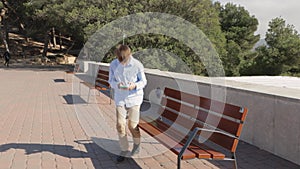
[42,31,50,58]
[66,41,75,54]
[59,32,62,50]
[52,27,56,48]
[1,32,9,51]
[0,8,9,52]
[4,16,8,45]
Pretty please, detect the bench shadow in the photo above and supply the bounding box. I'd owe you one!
[54,79,66,83]
[62,94,87,104]
[0,141,142,169]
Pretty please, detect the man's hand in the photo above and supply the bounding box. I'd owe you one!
[118,82,136,90]
[128,82,136,90]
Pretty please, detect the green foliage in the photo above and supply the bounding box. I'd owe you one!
[218,2,260,76]
[11,0,295,77]
[8,0,226,76]
[243,17,300,76]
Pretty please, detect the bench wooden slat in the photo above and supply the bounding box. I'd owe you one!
[97,74,109,81]
[196,109,241,136]
[96,79,110,87]
[164,88,245,121]
[81,80,110,91]
[95,86,109,91]
[161,97,198,118]
[139,119,196,160]
[200,99,245,121]
[155,119,225,159]
[187,145,212,159]
[98,69,109,76]
[203,129,238,152]
[162,97,242,136]
[160,102,238,151]
[190,122,238,152]
[161,97,198,117]
[160,109,195,129]
[164,88,200,106]
[191,144,225,159]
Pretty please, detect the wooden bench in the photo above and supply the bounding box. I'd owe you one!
[79,67,112,104]
[139,87,248,169]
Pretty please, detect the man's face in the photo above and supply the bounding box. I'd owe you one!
[120,50,131,63]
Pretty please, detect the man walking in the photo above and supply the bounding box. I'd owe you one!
[108,45,147,162]
[3,50,10,67]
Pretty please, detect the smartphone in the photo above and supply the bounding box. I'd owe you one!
[119,85,128,89]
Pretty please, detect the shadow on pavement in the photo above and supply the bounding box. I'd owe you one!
[62,94,87,104]
[54,79,66,83]
[0,141,142,169]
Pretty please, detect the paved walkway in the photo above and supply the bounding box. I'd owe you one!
[0,68,299,169]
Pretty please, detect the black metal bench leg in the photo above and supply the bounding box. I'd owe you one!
[177,156,181,169]
[109,88,112,105]
[177,128,199,169]
[233,152,238,169]
[87,88,91,104]
[79,83,82,95]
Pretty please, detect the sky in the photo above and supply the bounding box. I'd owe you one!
[216,0,300,38]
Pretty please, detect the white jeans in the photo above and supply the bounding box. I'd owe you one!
[116,105,141,151]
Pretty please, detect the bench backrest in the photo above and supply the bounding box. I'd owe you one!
[159,87,248,153]
[95,68,110,90]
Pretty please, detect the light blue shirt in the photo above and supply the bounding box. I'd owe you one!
[109,56,147,107]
